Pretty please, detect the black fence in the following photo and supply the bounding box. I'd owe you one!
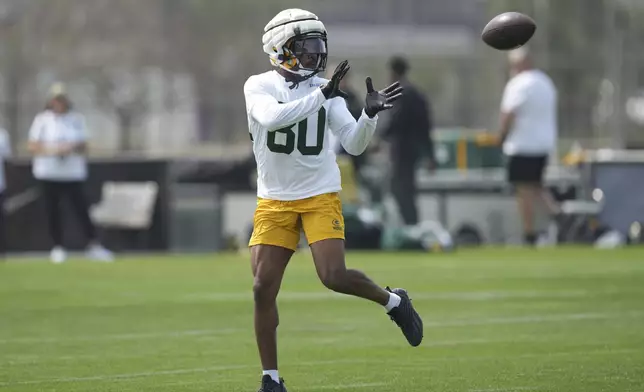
[4,159,172,252]
[3,156,256,253]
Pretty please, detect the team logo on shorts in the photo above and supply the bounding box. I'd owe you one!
[332,219,343,231]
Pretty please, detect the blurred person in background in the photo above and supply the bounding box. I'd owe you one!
[0,126,10,259]
[330,64,362,120]
[28,83,113,263]
[381,56,435,226]
[497,48,561,246]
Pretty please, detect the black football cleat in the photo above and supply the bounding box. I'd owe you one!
[386,287,424,347]
[258,375,287,392]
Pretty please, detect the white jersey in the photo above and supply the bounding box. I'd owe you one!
[244,70,378,201]
[29,110,89,181]
[501,69,558,156]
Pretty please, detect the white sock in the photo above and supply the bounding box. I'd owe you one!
[385,292,402,312]
[262,370,280,384]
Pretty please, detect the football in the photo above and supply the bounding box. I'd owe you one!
[481,12,536,51]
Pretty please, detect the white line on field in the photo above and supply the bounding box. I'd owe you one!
[144,377,242,388]
[0,328,238,344]
[2,310,642,345]
[398,348,638,368]
[470,387,539,392]
[179,289,623,302]
[422,336,550,347]
[0,336,547,366]
[0,335,614,366]
[0,325,355,345]
[424,311,644,328]
[1,348,233,366]
[0,364,252,386]
[300,382,388,390]
[0,349,635,387]
[0,358,365,387]
[310,335,550,348]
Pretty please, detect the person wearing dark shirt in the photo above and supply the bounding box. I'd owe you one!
[0,127,10,259]
[339,74,363,121]
[328,67,368,183]
[381,56,435,226]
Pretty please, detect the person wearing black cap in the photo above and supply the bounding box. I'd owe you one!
[381,56,436,226]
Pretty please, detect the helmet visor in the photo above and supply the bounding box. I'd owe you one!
[291,37,327,71]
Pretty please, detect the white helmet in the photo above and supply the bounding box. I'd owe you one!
[262,9,328,82]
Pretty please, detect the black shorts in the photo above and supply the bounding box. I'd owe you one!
[507,155,547,184]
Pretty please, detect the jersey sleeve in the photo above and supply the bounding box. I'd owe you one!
[501,78,528,113]
[327,97,378,156]
[244,75,326,132]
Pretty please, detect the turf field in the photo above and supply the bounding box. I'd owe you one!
[1,248,643,392]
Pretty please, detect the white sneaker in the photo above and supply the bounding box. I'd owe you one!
[50,247,67,264]
[547,221,560,245]
[86,244,114,262]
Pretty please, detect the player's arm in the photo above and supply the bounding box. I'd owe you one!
[244,76,326,132]
[498,111,516,145]
[328,98,378,156]
[418,95,436,166]
[27,115,54,155]
[498,80,526,144]
[70,114,88,154]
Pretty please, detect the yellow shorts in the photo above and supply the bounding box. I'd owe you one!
[249,192,345,251]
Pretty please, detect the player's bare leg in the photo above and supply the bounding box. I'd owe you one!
[517,184,562,245]
[309,239,423,346]
[251,245,293,390]
[516,184,537,244]
[309,239,388,304]
[539,186,561,216]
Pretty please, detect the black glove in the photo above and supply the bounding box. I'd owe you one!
[321,60,350,99]
[364,78,403,118]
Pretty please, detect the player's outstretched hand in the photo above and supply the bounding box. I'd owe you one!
[364,78,404,118]
[320,60,350,99]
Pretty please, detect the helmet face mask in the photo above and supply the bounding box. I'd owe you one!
[285,33,328,74]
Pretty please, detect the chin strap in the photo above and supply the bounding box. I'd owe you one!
[279,66,317,90]
[275,52,319,90]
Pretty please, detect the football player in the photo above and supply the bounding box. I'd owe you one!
[244,9,424,392]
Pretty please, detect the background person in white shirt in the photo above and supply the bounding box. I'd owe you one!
[497,48,561,246]
[0,127,10,258]
[28,85,113,263]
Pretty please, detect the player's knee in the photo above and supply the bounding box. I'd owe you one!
[320,268,349,293]
[253,276,279,305]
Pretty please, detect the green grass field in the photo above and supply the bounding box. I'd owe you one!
[1,248,643,392]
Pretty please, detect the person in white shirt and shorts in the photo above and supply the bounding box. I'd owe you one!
[498,48,561,246]
[28,84,113,263]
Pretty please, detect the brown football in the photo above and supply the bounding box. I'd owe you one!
[482,12,536,51]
